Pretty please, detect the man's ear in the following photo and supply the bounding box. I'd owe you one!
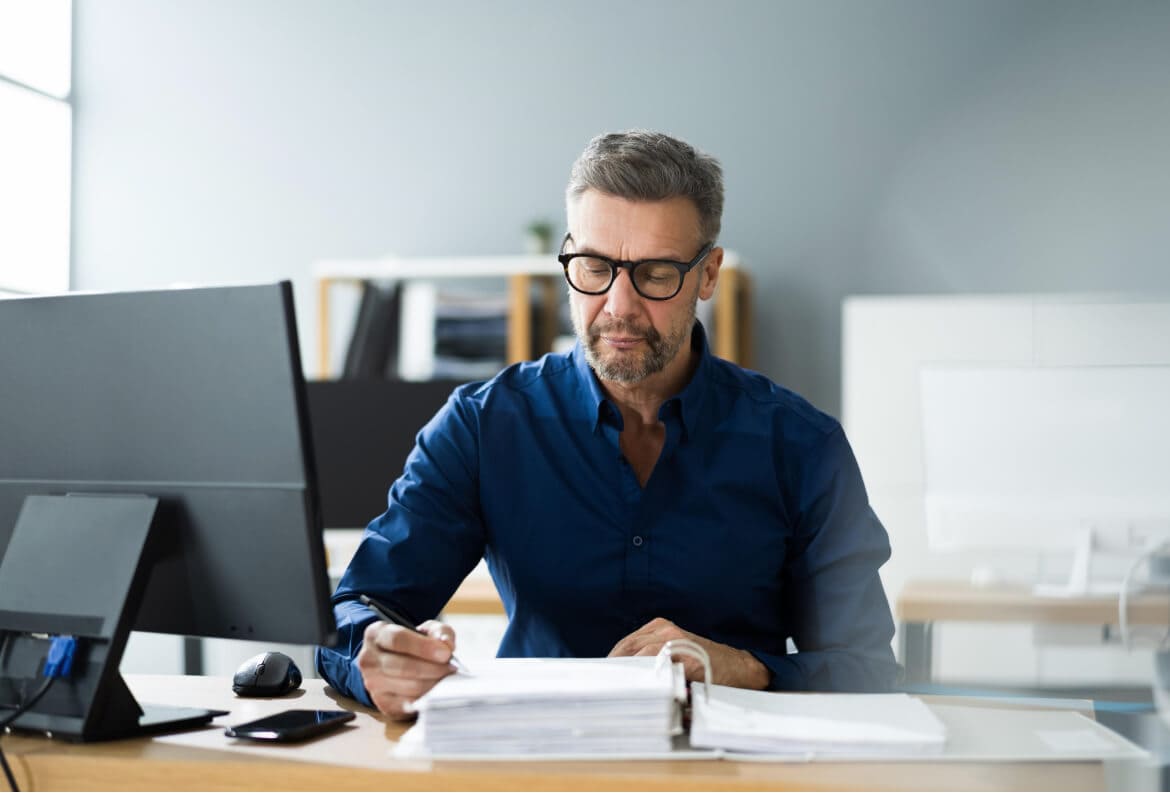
[698,247,723,301]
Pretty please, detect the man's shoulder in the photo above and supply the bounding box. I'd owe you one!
[448,350,577,407]
[706,357,841,438]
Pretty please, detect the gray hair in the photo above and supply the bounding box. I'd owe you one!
[565,130,724,244]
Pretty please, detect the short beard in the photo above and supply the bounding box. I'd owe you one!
[573,291,698,385]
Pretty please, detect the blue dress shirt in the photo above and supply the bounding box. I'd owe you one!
[316,323,898,705]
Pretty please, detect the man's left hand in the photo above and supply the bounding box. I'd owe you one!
[608,617,771,690]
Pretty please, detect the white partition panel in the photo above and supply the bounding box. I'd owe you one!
[842,293,1170,685]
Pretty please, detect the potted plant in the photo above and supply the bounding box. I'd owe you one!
[525,219,556,255]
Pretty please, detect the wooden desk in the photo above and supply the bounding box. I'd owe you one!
[443,574,504,615]
[2,675,1111,791]
[896,579,1170,684]
[326,529,505,616]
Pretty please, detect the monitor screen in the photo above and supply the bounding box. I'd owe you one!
[0,281,335,646]
[920,364,1170,592]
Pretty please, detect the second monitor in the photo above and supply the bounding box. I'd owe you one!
[306,379,465,529]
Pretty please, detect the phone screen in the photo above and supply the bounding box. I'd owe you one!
[225,709,355,742]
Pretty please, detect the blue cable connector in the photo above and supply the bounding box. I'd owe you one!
[44,635,78,678]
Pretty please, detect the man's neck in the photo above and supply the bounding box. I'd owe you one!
[599,331,697,428]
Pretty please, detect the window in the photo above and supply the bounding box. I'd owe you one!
[0,0,72,295]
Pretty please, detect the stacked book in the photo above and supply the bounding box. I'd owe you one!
[342,280,512,382]
[341,281,402,379]
[398,282,510,381]
[396,658,684,757]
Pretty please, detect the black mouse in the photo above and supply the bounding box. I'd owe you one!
[232,651,303,697]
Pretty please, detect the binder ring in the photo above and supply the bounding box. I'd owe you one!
[656,639,712,703]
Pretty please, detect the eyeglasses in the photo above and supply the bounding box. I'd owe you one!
[558,235,714,301]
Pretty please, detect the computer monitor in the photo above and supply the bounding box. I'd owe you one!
[0,281,335,740]
[920,364,1170,595]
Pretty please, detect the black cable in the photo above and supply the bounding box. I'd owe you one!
[0,676,53,729]
[0,630,16,793]
[0,746,15,792]
[0,635,73,792]
[0,677,56,793]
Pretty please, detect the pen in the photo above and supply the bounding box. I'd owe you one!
[358,594,472,675]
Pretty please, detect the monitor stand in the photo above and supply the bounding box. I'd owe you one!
[0,494,226,741]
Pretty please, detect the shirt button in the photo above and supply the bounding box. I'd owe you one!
[632,536,643,547]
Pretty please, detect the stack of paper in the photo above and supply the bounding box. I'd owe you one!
[689,685,947,757]
[399,658,683,757]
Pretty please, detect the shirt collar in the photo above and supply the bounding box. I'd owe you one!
[569,320,714,441]
[570,338,616,433]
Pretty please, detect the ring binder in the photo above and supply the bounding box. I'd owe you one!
[656,639,712,703]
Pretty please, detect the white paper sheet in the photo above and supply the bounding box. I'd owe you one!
[690,686,946,756]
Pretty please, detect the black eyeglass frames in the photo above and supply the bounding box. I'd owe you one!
[557,237,714,301]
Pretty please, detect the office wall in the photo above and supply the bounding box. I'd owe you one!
[71,0,1099,415]
[862,3,1170,300]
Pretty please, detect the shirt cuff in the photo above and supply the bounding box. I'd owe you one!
[746,649,803,692]
[346,657,374,708]
[314,644,374,708]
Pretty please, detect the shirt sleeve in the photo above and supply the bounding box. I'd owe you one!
[315,390,487,704]
[761,425,899,692]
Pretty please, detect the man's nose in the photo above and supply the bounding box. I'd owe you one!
[603,268,641,318]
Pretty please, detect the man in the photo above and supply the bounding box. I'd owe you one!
[317,130,898,719]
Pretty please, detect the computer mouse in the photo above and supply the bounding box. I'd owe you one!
[232,651,303,697]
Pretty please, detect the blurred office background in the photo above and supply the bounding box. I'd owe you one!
[4,0,1170,688]
[55,0,1170,416]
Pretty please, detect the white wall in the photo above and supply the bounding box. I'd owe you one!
[72,0,1075,413]
[72,2,1170,413]
[864,3,1170,300]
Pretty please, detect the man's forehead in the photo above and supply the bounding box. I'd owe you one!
[569,189,698,214]
[567,192,703,252]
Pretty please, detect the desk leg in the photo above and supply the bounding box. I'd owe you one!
[900,621,933,685]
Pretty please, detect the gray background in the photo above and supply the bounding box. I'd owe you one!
[72,0,1170,416]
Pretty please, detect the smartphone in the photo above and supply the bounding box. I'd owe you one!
[224,709,356,742]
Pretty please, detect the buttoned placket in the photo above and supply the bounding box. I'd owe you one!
[599,402,686,614]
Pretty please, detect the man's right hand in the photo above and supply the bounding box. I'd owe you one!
[356,619,459,720]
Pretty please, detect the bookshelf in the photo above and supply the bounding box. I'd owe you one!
[313,252,752,379]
